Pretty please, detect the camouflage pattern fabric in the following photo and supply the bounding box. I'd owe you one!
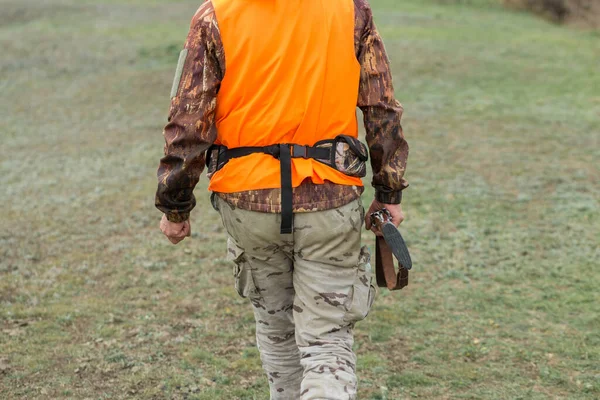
[312,136,369,178]
[155,0,409,222]
[215,182,364,214]
[216,197,376,400]
[333,141,368,177]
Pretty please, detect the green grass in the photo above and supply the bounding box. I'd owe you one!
[1,0,599,398]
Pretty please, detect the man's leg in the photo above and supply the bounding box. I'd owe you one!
[217,198,303,399]
[292,199,375,400]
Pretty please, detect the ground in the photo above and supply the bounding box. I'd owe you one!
[1,0,599,399]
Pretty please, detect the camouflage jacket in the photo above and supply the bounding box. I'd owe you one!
[156,0,409,222]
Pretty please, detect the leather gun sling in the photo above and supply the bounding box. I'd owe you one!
[375,236,409,290]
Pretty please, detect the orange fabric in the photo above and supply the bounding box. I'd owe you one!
[209,0,363,193]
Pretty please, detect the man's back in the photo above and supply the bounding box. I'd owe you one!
[210,0,363,194]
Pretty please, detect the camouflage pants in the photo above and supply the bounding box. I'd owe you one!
[216,196,376,400]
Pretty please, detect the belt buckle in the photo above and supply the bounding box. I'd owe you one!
[291,144,309,159]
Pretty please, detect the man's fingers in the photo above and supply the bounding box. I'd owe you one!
[159,215,191,244]
[394,212,405,226]
[168,224,189,239]
[168,223,190,243]
[370,226,383,237]
[166,231,185,239]
[168,236,182,244]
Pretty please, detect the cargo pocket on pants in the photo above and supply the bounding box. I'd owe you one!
[343,246,376,324]
[227,238,261,299]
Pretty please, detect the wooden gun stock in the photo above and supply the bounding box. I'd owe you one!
[371,209,412,291]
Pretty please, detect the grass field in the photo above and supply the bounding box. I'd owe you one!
[1,0,599,399]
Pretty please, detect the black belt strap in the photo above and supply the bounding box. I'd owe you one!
[279,144,293,234]
[211,143,330,234]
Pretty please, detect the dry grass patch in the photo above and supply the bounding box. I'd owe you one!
[503,0,600,27]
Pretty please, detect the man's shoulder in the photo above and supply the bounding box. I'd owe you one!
[192,0,216,24]
[353,0,372,14]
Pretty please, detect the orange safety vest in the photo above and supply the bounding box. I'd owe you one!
[208,0,363,193]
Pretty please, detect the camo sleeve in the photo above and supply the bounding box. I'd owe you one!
[355,0,409,204]
[155,1,224,222]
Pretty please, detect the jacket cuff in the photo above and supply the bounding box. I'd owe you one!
[165,212,190,223]
[375,190,403,204]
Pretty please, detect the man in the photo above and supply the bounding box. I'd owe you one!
[156,0,408,398]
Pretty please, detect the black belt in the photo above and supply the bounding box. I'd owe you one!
[209,144,331,234]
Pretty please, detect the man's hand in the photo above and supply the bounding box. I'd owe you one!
[364,199,404,237]
[160,214,191,244]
